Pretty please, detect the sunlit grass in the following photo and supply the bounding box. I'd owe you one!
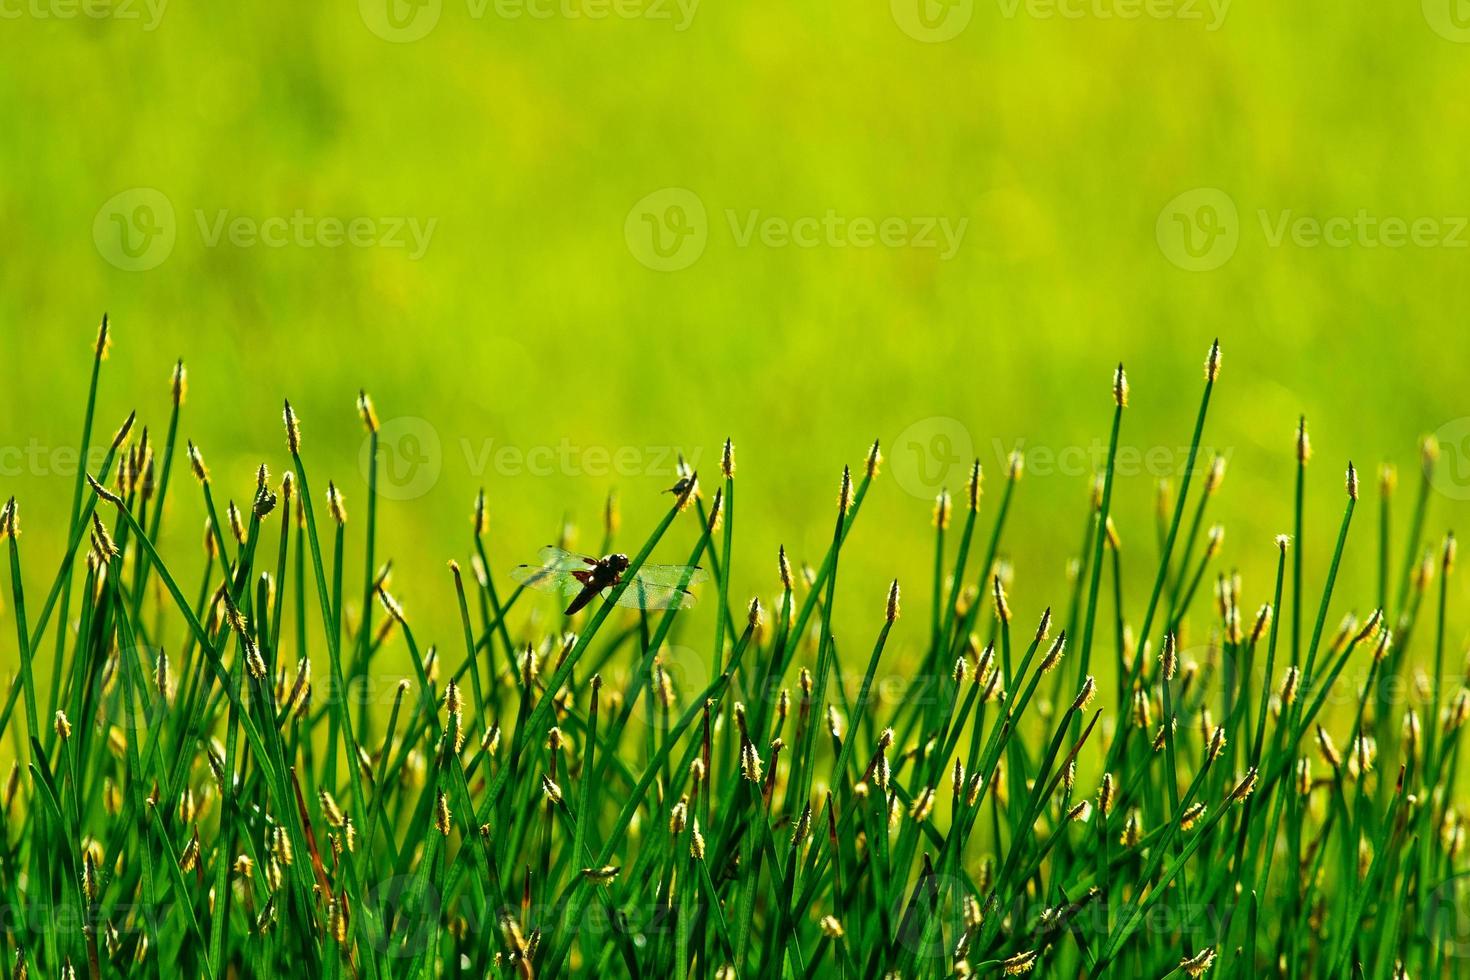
[0,324,1461,977]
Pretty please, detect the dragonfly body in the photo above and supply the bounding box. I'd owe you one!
[512,547,707,614]
[564,552,630,615]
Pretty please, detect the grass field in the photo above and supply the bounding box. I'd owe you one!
[7,4,1470,976]
[0,329,1466,976]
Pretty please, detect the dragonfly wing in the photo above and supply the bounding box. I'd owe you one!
[536,546,598,571]
[631,564,710,589]
[612,579,697,610]
[511,547,596,594]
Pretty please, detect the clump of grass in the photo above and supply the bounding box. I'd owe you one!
[0,324,1461,978]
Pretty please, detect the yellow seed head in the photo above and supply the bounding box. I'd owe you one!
[1073,675,1097,713]
[933,488,951,529]
[1229,767,1259,805]
[1098,773,1115,816]
[283,400,301,454]
[1181,947,1216,977]
[1001,949,1039,976]
[865,439,883,479]
[435,791,453,834]
[187,442,209,485]
[357,390,379,434]
[320,790,345,827]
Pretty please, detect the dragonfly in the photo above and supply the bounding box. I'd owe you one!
[510,547,709,615]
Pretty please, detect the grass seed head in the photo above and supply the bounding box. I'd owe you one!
[1180,801,1207,830]
[1379,462,1397,498]
[54,710,71,742]
[435,791,453,834]
[1205,453,1226,494]
[1205,338,1221,382]
[110,410,136,451]
[1112,362,1128,407]
[708,486,724,532]
[838,465,853,515]
[1316,725,1342,767]
[740,739,763,784]
[320,790,345,827]
[0,498,17,539]
[1251,603,1273,645]
[1229,767,1259,805]
[283,400,301,454]
[1296,416,1311,464]
[886,579,900,622]
[187,441,209,485]
[992,574,1010,625]
[1001,949,1039,976]
[1120,809,1141,847]
[326,482,347,525]
[1181,946,1217,977]
[819,915,844,938]
[721,437,735,479]
[170,358,187,406]
[1208,726,1227,763]
[1038,631,1067,674]
[966,459,982,511]
[1346,461,1358,500]
[357,390,379,433]
[1008,450,1024,481]
[1296,758,1313,796]
[1423,433,1441,477]
[1098,773,1115,816]
[1160,633,1177,681]
[1278,665,1300,706]
[933,488,951,529]
[864,438,882,479]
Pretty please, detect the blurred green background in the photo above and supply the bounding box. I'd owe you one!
[4,0,1470,678]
